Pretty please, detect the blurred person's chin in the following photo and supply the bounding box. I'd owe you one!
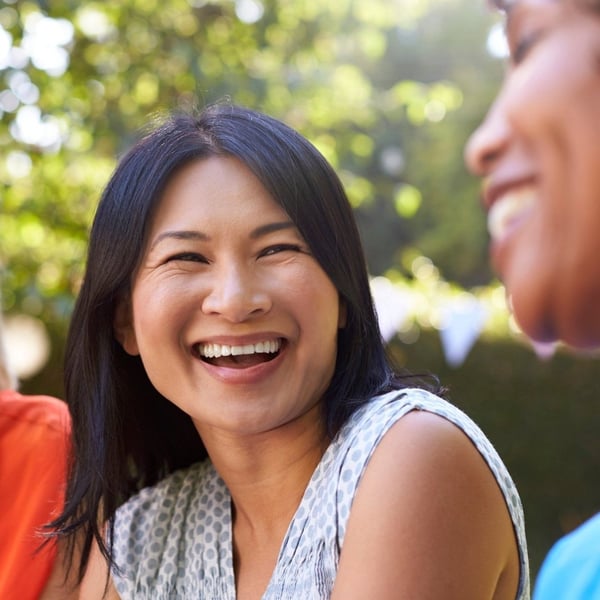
[507,275,600,352]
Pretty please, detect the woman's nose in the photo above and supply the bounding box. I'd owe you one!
[201,264,271,322]
[465,98,511,177]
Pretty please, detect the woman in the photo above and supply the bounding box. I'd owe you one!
[465,0,600,349]
[465,1,600,596]
[57,104,528,598]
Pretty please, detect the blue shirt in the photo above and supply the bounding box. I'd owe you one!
[534,513,600,599]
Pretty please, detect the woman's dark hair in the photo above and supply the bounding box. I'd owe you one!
[54,102,441,579]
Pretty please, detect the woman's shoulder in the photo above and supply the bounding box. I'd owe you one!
[341,387,479,446]
[346,387,504,465]
[331,387,530,599]
[346,388,525,514]
[334,388,469,468]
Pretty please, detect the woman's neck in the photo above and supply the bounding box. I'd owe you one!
[195,401,329,531]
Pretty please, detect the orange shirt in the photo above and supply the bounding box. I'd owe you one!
[0,390,71,600]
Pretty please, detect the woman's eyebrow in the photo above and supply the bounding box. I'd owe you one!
[149,230,209,251]
[149,221,296,251]
[249,221,296,239]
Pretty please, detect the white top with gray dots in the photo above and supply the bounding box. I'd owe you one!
[111,388,530,599]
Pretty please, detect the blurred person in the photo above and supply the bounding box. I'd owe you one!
[0,308,73,599]
[53,103,529,599]
[465,0,600,597]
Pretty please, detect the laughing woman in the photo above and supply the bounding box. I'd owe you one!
[56,104,529,599]
[465,0,600,597]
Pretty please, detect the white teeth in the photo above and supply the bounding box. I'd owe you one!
[488,187,535,241]
[198,339,281,359]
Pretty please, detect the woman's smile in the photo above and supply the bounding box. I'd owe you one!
[196,338,282,364]
[193,337,284,372]
[486,185,536,245]
[189,339,288,389]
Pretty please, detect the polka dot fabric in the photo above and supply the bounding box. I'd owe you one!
[111,388,530,599]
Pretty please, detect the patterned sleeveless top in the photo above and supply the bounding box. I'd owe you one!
[111,389,530,599]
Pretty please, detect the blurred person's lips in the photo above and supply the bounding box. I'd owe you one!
[482,174,537,244]
[486,185,536,243]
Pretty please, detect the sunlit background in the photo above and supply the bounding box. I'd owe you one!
[1,0,599,578]
[0,0,518,377]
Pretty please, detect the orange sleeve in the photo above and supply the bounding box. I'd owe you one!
[0,391,71,600]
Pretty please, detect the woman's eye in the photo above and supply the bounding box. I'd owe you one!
[511,30,542,65]
[166,252,208,264]
[259,244,303,257]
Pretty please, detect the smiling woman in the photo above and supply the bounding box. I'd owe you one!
[53,103,529,599]
[465,0,600,597]
[465,0,600,348]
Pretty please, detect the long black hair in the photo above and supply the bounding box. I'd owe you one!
[54,102,441,579]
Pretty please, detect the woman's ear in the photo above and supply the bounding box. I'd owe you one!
[114,297,139,356]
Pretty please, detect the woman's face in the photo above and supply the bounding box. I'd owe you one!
[465,0,600,348]
[116,156,344,439]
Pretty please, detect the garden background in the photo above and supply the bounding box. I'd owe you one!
[1,0,599,578]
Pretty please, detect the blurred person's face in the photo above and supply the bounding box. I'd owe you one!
[465,0,600,348]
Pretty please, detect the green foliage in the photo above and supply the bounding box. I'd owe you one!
[1,0,503,317]
[5,0,596,583]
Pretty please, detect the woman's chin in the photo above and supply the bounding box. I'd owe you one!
[512,294,600,352]
[558,319,600,352]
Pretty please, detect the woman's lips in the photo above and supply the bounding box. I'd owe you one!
[487,186,536,243]
[194,338,283,369]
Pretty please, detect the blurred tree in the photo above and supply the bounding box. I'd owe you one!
[2,0,600,580]
[0,0,502,336]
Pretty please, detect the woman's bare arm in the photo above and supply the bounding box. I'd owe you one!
[331,411,520,600]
